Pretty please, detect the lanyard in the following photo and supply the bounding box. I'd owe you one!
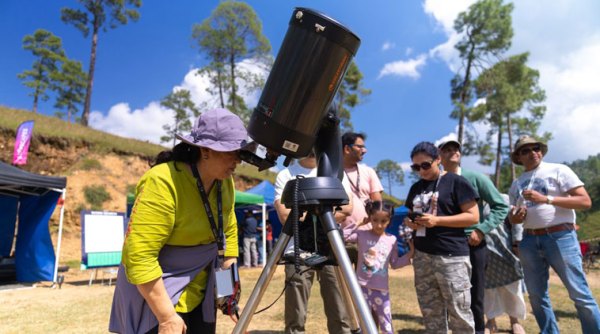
[345,166,361,196]
[417,174,442,213]
[190,164,225,258]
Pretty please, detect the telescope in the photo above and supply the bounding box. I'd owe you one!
[236,7,378,334]
[241,7,360,171]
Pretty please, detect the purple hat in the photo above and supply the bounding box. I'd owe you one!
[175,108,249,152]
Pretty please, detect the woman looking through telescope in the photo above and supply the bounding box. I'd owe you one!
[109,108,251,334]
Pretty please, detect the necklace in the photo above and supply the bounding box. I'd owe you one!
[344,166,360,195]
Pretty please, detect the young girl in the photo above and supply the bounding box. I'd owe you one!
[345,201,414,334]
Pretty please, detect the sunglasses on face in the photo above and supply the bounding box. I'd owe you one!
[519,145,542,156]
[349,144,366,150]
[410,160,434,172]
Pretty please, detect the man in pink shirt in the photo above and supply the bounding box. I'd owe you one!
[341,132,384,263]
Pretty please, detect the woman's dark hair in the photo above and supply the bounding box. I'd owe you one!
[365,200,394,217]
[410,141,439,160]
[150,142,200,168]
[341,132,366,148]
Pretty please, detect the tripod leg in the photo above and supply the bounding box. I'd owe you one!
[232,231,291,334]
[334,266,362,333]
[319,210,378,334]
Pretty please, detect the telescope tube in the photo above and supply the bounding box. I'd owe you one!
[247,7,361,159]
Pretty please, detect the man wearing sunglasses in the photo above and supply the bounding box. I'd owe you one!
[439,139,509,334]
[341,132,384,264]
[508,135,600,333]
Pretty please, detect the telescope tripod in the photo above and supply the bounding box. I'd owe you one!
[232,177,378,334]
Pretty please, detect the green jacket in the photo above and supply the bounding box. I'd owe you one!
[461,169,509,236]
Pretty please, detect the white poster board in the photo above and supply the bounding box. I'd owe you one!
[82,211,125,253]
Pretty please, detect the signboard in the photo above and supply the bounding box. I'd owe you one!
[81,211,126,268]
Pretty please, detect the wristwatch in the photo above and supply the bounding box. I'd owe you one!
[546,195,554,205]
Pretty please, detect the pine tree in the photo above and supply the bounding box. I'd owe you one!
[192,1,271,123]
[335,61,372,131]
[61,0,141,126]
[160,90,200,147]
[17,29,66,113]
[51,59,88,123]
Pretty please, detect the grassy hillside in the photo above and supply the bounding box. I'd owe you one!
[578,210,600,241]
[0,105,165,157]
[0,105,276,182]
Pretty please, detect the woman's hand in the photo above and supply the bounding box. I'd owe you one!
[222,257,237,269]
[407,240,415,260]
[158,313,186,334]
[404,217,419,230]
[414,213,438,228]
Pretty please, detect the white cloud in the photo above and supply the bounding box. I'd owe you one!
[382,41,396,51]
[89,59,268,145]
[534,36,600,162]
[378,54,427,79]
[89,102,171,144]
[423,0,474,72]
[423,0,475,34]
[379,0,473,80]
[423,0,600,163]
[405,47,413,56]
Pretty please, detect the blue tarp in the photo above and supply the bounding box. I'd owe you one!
[244,181,282,238]
[387,205,409,235]
[245,180,275,204]
[15,192,60,282]
[0,162,66,283]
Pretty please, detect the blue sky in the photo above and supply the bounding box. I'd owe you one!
[2,1,599,199]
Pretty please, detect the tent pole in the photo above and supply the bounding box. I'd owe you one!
[261,203,266,267]
[52,188,66,285]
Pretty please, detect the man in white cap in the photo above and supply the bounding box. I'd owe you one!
[439,139,509,334]
[508,135,600,333]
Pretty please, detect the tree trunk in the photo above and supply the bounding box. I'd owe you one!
[173,118,178,147]
[32,64,43,113]
[457,43,476,144]
[494,126,503,187]
[217,69,225,108]
[81,13,100,126]
[387,176,392,197]
[32,89,39,114]
[229,53,236,113]
[507,113,516,181]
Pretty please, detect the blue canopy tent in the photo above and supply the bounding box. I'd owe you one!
[387,205,410,256]
[0,162,67,284]
[235,181,282,266]
[234,190,268,266]
[244,180,282,239]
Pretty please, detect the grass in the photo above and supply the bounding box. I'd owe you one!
[1,266,599,333]
[0,105,277,183]
[0,105,165,158]
[578,210,600,241]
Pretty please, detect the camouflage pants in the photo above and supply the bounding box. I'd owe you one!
[413,250,475,334]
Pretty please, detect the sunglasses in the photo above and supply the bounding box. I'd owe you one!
[410,160,434,172]
[519,145,542,156]
[350,144,367,150]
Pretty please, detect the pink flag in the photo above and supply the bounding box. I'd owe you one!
[12,120,34,165]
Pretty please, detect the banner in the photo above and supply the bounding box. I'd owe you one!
[12,120,34,165]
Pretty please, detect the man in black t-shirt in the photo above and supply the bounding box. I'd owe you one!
[404,141,480,334]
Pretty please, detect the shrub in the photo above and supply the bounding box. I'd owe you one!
[79,158,102,171]
[83,185,111,210]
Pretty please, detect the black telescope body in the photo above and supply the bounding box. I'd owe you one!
[247,8,360,161]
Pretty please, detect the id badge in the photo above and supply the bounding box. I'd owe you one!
[214,268,234,298]
[416,226,426,237]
